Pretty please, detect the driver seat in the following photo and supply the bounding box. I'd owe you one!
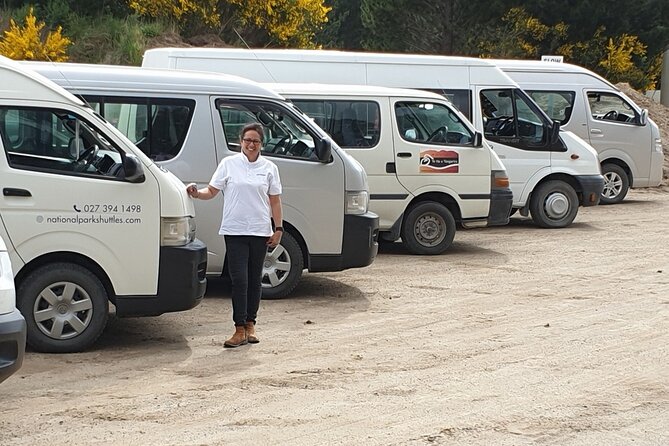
[68,136,85,159]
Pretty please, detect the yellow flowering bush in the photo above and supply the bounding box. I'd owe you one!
[0,8,71,61]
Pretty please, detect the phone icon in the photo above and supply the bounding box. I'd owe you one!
[73,204,81,213]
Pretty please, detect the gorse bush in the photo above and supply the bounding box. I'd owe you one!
[0,7,71,61]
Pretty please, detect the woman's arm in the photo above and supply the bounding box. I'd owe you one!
[267,194,283,247]
[186,183,220,200]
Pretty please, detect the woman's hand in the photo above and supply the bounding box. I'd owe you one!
[186,183,199,198]
[266,230,282,248]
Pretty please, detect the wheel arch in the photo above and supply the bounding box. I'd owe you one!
[600,157,634,186]
[406,191,462,223]
[14,252,116,304]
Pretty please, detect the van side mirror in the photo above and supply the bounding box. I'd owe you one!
[314,137,332,163]
[640,109,648,126]
[473,131,483,148]
[122,154,145,183]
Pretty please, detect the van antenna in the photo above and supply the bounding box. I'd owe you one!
[233,28,278,83]
[45,55,95,111]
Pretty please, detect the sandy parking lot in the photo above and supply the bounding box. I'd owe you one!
[2,188,669,446]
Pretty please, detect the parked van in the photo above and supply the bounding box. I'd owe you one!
[143,48,605,228]
[267,83,513,254]
[492,59,664,204]
[0,234,25,383]
[24,62,379,298]
[0,56,207,352]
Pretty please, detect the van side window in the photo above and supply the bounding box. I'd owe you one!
[425,89,472,121]
[395,102,474,145]
[587,92,639,124]
[527,91,575,125]
[291,100,380,149]
[82,96,195,161]
[481,89,547,149]
[216,99,319,161]
[0,106,126,178]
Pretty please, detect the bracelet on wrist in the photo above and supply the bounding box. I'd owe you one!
[275,226,283,232]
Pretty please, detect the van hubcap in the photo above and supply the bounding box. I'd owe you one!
[544,192,570,219]
[262,245,291,288]
[414,213,446,247]
[603,172,623,198]
[33,282,93,340]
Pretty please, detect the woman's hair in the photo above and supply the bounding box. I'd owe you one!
[240,122,264,142]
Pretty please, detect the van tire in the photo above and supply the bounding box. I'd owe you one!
[401,202,456,255]
[600,163,629,204]
[529,180,579,228]
[17,263,109,353]
[261,231,304,299]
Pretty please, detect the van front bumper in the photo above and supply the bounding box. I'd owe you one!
[309,212,379,272]
[0,309,26,384]
[576,174,605,207]
[114,239,208,317]
[488,188,514,226]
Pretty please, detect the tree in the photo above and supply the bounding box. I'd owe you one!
[0,7,71,61]
[128,0,330,47]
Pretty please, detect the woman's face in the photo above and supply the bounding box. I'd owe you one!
[241,129,263,160]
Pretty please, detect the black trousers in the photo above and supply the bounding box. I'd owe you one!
[224,235,267,326]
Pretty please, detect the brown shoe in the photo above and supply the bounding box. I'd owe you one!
[224,326,248,348]
[245,321,259,344]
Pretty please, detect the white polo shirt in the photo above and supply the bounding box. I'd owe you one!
[209,153,282,236]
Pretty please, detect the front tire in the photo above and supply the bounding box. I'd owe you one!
[401,202,456,255]
[529,180,579,228]
[261,231,304,299]
[17,263,109,353]
[600,163,629,204]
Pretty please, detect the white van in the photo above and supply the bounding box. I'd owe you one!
[267,83,513,254]
[492,59,664,204]
[143,48,605,228]
[23,62,379,298]
[0,234,25,383]
[0,56,208,353]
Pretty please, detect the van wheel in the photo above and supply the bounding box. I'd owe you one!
[600,163,629,204]
[17,263,109,353]
[529,180,579,228]
[261,231,304,299]
[401,202,456,255]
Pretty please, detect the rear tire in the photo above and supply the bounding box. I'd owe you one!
[600,163,629,204]
[529,180,579,228]
[17,263,109,353]
[261,231,304,299]
[401,202,456,255]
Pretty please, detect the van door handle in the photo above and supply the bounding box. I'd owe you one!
[397,152,412,158]
[590,128,603,135]
[3,188,31,197]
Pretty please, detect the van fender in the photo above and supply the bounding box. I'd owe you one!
[12,232,148,296]
[403,185,466,222]
[597,148,636,179]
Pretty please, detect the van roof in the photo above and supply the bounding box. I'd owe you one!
[19,61,285,99]
[0,56,85,106]
[265,82,447,100]
[144,47,497,68]
[489,59,617,90]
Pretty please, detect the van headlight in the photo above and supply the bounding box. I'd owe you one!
[654,138,663,153]
[346,191,369,215]
[161,217,195,246]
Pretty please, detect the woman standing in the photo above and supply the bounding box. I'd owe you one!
[186,123,283,348]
